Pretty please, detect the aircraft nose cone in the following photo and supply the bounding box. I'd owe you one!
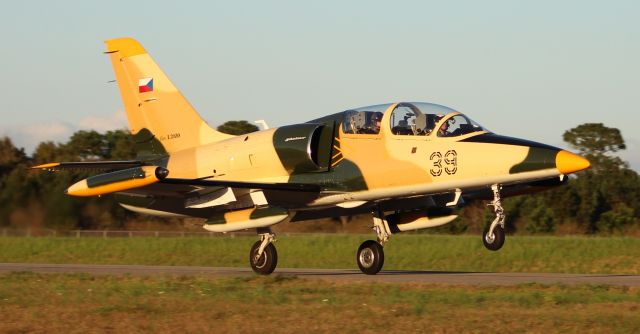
[556,150,590,174]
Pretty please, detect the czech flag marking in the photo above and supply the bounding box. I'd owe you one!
[138,78,153,93]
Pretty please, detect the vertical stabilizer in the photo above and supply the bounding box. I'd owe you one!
[105,37,233,154]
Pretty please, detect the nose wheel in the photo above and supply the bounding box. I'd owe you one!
[483,225,505,251]
[483,184,506,251]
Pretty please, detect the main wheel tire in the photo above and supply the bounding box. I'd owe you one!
[356,240,385,275]
[249,241,278,275]
[483,225,505,251]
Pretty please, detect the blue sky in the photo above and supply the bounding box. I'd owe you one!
[0,1,638,168]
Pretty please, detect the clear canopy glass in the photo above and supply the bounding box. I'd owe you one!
[390,102,485,137]
[341,104,391,135]
[436,113,486,137]
[341,102,487,137]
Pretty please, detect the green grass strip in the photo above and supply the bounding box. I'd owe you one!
[0,235,639,274]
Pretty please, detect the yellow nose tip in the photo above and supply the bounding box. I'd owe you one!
[556,150,591,174]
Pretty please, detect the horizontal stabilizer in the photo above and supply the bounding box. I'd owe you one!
[66,166,168,197]
[32,161,144,172]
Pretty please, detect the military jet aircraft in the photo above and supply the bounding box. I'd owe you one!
[34,38,590,275]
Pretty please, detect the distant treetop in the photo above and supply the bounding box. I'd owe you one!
[217,121,259,135]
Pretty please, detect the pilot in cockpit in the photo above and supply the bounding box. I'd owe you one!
[437,117,450,137]
[370,112,383,134]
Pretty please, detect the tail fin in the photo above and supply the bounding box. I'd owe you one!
[104,37,233,155]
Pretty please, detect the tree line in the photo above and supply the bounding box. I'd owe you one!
[0,121,637,234]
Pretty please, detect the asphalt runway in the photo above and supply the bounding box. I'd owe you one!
[2,263,640,286]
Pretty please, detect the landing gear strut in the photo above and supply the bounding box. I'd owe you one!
[356,210,390,275]
[483,184,506,251]
[249,228,277,275]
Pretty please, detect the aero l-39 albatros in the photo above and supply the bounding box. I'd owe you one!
[34,38,590,275]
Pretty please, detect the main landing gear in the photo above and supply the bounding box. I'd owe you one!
[483,184,506,251]
[356,211,391,275]
[249,228,277,275]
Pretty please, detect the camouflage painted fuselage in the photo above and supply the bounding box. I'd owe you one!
[116,103,585,222]
[39,38,588,227]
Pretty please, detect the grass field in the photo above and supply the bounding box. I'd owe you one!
[1,272,639,333]
[2,235,640,333]
[1,234,639,274]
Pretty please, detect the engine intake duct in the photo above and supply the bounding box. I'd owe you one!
[273,122,335,174]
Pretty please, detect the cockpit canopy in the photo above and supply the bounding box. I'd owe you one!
[342,102,487,137]
[342,104,388,135]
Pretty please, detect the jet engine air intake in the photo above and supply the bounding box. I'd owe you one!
[272,122,335,174]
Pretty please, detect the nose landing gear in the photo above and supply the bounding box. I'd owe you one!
[483,184,506,251]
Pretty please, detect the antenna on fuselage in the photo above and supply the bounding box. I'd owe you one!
[254,120,270,130]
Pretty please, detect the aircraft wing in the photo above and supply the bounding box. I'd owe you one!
[160,178,321,192]
[116,177,323,216]
[31,161,145,172]
[125,177,322,206]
